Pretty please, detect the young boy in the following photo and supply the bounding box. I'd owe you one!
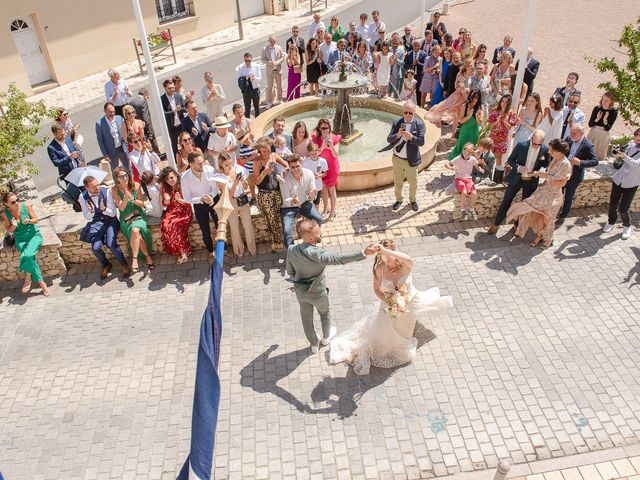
[235,129,258,206]
[140,171,162,218]
[473,137,496,183]
[302,142,328,207]
[444,142,484,221]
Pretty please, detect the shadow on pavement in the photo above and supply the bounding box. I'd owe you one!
[240,323,436,420]
[465,229,542,275]
[553,228,618,262]
[622,246,640,288]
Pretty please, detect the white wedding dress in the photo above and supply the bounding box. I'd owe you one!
[329,273,453,375]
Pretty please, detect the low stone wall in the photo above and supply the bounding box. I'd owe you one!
[0,176,67,281]
[55,210,274,265]
[456,164,640,220]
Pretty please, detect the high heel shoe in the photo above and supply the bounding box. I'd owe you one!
[130,258,139,273]
[145,255,155,270]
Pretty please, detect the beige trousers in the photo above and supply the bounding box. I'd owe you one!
[228,199,256,256]
[266,68,283,104]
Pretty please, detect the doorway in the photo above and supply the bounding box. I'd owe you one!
[10,15,52,86]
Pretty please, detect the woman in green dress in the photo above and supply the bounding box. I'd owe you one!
[448,90,483,160]
[111,167,154,272]
[2,191,49,296]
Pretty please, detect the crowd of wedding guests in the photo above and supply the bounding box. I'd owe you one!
[8,9,632,294]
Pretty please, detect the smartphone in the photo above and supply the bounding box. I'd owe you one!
[236,172,243,180]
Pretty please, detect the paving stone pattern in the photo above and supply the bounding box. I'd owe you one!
[1,216,640,479]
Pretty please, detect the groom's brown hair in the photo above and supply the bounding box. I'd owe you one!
[295,218,319,238]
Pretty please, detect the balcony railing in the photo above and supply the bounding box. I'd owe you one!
[155,0,195,24]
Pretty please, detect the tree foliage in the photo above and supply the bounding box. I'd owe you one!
[0,82,54,181]
[588,16,640,127]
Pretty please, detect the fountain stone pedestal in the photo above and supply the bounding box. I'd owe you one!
[319,59,368,145]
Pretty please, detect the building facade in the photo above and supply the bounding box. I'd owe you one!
[0,0,266,95]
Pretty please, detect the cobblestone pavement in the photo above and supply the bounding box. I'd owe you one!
[2,213,640,479]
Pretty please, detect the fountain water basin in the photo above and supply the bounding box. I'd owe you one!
[253,96,440,191]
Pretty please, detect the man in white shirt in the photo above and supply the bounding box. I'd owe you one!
[104,68,132,117]
[355,13,370,46]
[367,10,385,54]
[237,53,262,118]
[261,35,285,108]
[181,151,222,257]
[319,33,336,70]
[279,155,322,248]
[208,116,238,167]
[79,175,130,279]
[561,94,586,139]
[308,12,326,40]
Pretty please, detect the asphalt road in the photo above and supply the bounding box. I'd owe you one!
[31,0,437,190]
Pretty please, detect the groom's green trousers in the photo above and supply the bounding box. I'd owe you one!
[294,285,332,345]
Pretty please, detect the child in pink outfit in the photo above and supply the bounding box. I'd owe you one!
[444,142,484,220]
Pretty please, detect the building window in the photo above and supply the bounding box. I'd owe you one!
[155,0,194,23]
[10,19,29,31]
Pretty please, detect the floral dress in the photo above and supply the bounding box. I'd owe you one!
[488,110,517,154]
[161,188,193,257]
[506,156,572,242]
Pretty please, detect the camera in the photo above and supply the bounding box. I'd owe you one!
[612,147,624,156]
[613,158,624,170]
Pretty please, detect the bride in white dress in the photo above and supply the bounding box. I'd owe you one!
[330,240,453,375]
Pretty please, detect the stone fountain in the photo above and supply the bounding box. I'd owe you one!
[318,57,368,144]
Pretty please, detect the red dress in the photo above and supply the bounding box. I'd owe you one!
[312,133,342,187]
[161,188,193,256]
[488,110,517,154]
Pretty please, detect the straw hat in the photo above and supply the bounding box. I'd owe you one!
[235,128,251,143]
[214,116,231,128]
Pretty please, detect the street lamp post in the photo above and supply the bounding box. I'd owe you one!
[130,0,176,170]
[235,0,244,40]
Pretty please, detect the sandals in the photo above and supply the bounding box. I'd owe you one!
[130,258,139,273]
[145,255,155,270]
[529,236,543,247]
[21,281,32,293]
[539,240,554,250]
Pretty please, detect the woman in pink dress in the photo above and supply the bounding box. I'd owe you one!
[286,44,302,100]
[311,118,341,220]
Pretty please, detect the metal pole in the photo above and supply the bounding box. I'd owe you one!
[421,0,427,33]
[235,0,244,40]
[511,0,537,113]
[130,0,176,169]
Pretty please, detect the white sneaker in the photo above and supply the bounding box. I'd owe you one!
[603,223,614,233]
[469,209,478,221]
[310,343,319,353]
[321,326,337,346]
[460,209,468,221]
[622,226,632,240]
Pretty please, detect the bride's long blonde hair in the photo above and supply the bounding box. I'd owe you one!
[373,239,396,275]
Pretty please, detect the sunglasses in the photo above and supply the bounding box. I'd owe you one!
[7,199,18,205]
[568,100,579,105]
[117,174,129,179]
[127,111,135,116]
[133,139,141,144]
[403,111,414,114]
[320,126,330,130]
[290,165,301,169]
[532,141,543,147]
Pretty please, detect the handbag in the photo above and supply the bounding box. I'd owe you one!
[235,193,250,207]
[123,210,142,225]
[293,64,303,74]
[3,232,15,248]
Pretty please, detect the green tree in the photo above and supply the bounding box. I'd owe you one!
[0,82,54,182]
[588,16,640,127]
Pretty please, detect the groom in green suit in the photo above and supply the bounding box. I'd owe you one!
[286,218,379,353]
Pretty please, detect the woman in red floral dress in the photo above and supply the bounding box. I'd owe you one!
[159,166,193,263]
[488,93,517,176]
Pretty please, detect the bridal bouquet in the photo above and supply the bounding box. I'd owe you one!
[383,285,410,318]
